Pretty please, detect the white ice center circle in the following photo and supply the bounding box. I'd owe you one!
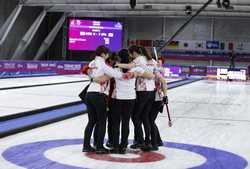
[44,144,206,169]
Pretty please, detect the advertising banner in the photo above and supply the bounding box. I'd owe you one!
[1,61,247,80]
[207,67,218,75]
[190,66,207,76]
[0,61,87,78]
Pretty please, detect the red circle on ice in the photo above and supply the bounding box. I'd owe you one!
[85,150,165,163]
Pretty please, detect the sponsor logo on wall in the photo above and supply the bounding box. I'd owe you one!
[206,41,220,49]
[26,63,38,70]
[4,63,16,69]
[64,64,82,71]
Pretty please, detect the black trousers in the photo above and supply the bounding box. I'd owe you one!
[132,91,155,144]
[93,109,112,146]
[84,92,107,149]
[110,99,135,149]
[150,101,163,146]
[107,107,113,144]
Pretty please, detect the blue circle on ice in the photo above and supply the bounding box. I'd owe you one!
[2,139,248,169]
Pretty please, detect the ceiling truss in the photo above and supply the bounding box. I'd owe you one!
[19,0,250,17]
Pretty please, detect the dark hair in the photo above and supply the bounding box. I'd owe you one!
[128,45,141,55]
[106,52,119,66]
[139,46,152,60]
[95,45,110,56]
[110,52,119,61]
[118,49,130,73]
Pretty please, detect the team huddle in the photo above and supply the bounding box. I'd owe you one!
[81,45,168,154]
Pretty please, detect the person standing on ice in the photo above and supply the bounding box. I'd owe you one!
[116,45,156,151]
[82,46,124,154]
[149,57,168,151]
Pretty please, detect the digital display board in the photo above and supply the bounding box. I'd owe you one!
[68,19,123,51]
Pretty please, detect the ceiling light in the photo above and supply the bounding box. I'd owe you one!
[130,0,136,9]
[185,5,192,15]
[222,0,230,8]
[216,0,222,8]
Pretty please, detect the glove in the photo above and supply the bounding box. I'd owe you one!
[163,96,168,104]
[159,104,164,113]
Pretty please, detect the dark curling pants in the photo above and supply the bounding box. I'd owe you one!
[132,91,155,144]
[84,92,107,149]
[93,109,112,146]
[110,99,135,149]
[107,107,113,144]
[150,101,163,147]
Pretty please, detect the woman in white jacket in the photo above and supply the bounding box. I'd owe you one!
[150,59,168,151]
[116,46,156,151]
[83,46,124,154]
[109,49,145,154]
